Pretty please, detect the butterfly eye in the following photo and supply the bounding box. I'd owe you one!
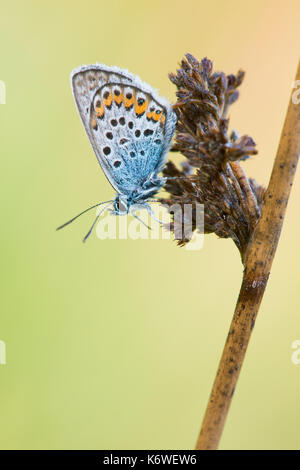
[119,117,125,125]
[135,130,141,137]
[111,119,118,127]
[128,122,133,129]
[106,132,113,140]
[114,196,127,214]
[113,160,121,168]
[144,129,153,137]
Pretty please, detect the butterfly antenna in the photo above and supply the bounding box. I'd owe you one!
[82,202,113,243]
[56,200,113,231]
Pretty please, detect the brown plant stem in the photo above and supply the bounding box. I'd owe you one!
[195,61,300,450]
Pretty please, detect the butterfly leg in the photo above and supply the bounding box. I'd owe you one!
[130,204,152,230]
[143,202,165,225]
[164,175,194,181]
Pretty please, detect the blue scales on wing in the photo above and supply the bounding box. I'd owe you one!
[71,65,177,197]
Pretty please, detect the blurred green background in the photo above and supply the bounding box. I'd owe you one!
[0,0,300,450]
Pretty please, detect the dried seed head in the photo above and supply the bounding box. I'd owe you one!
[162,54,264,258]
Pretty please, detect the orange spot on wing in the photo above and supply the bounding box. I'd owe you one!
[146,111,154,120]
[103,93,112,108]
[153,111,162,122]
[114,92,123,106]
[91,117,98,129]
[95,102,105,118]
[124,94,134,109]
[135,99,149,116]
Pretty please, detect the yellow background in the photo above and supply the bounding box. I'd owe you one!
[0,0,299,450]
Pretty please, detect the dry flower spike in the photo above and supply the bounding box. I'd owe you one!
[162,54,264,260]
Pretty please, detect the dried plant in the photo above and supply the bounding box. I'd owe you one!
[162,54,264,260]
[161,54,300,449]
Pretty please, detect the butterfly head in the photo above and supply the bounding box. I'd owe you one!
[113,194,130,215]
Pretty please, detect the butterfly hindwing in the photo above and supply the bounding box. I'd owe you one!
[71,65,177,195]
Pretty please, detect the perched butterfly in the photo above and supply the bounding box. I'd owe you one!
[57,64,177,241]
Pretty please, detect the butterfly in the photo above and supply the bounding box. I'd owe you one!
[57,64,177,241]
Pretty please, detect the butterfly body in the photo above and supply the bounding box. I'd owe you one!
[112,178,163,215]
[71,64,176,215]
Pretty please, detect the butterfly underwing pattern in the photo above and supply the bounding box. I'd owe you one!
[71,64,177,213]
[57,65,177,241]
